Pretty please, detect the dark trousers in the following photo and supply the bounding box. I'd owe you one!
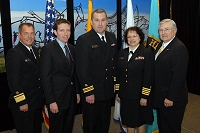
[156,105,186,133]
[48,95,76,133]
[11,108,42,133]
[82,99,111,133]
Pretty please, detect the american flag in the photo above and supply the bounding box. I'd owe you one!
[44,0,56,45]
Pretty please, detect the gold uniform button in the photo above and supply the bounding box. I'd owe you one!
[85,84,88,87]
[106,68,108,71]
[39,87,41,88]
[126,69,128,71]
[126,80,128,82]
[113,67,114,69]
[126,75,128,77]
[38,78,40,80]
[112,58,114,60]
[106,77,108,79]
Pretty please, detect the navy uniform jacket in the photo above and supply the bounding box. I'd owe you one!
[6,42,43,110]
[152,37,189,108]
[115,45,154,99]
[75,29,118,101]
[40,40,78,110]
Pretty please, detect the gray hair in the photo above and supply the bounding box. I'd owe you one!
[91,8,108,20]
[159,19,177,31]
[18,23,35,33]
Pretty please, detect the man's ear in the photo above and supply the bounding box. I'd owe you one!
[53,30,57,36]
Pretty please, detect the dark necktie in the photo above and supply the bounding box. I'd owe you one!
[128,51,133,61]
[101,36,107,44]
[101,36,107,54]
[64,45,73,69]
[30,48,37,63]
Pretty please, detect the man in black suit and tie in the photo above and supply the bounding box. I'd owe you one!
[75,8,118,133]
[6,23,43,133]
[153,19,189,133]
[40,19,80,133]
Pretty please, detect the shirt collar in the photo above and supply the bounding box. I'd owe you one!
[97,32,106,42]
[20,41,32,51]
[129,44,140,54]
[163,36,175,48]
[56,38,68,48]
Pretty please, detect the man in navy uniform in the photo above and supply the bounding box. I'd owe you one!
[75,8,118,133]
[6,23,43,133]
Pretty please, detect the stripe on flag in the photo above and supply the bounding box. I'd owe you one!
[42,106,49,130]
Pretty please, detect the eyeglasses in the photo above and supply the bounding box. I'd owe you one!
[158,28,172,33]
[127,35,139,39]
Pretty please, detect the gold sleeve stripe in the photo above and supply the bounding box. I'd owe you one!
[114,77,116,82]
[115,84,120,90]
[83,85,94,93]
[14,93,26,103]
[142,87,151,96]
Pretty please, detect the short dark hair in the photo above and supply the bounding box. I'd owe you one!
[18,23,35,33]
[124,26,145,45]
[91,8,107,20]
[53,19,71,31]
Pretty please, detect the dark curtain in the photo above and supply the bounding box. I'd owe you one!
[172,0,200,95]
[160,0,200,95]
[0,0,15,132]
[67,0,74,45]
[159,0,171,20]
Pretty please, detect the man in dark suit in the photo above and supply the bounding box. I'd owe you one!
[6,23,43,133]
[40,19,80,133]
[153,19,189,133]
[75,8,118,133]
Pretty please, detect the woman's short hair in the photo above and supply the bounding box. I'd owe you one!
[124,26,145,45]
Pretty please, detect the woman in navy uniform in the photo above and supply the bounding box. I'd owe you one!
[115,26,154,133]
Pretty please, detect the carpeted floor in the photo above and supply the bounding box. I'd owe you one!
[1,93,200,133]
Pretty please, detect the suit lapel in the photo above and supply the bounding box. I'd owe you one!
[68,43,74,62]
[90,29,102,47]
[32,46,39,59]
[53,40,73,74]
[90,29,107,59]
[105,32,112,60]
[53,40,66,58]
[129,45,142,62]
[18,42,37,65]
[67,43,74,73]
[156,37,176,61]
[155,42,162,55]
[53,40,70,67]
[124,48,129,62]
